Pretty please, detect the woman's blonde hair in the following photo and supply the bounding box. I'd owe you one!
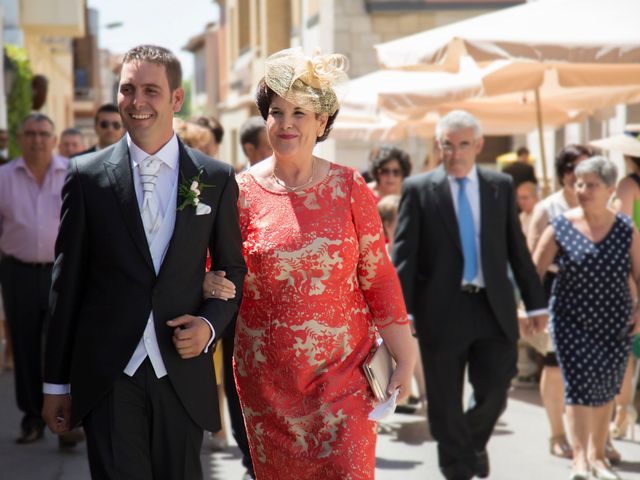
[174,118,213,152]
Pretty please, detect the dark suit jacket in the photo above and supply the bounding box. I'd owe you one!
[392,165,545,345]
[75,145,98,157]
[44,137,247,432]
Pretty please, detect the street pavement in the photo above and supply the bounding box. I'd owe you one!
[1,370,639,479]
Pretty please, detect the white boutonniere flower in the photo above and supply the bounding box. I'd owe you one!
[178,168,214,214]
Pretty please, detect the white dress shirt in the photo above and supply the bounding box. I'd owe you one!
[123,134,179,378]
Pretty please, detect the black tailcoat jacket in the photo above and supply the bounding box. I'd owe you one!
[45,137,247,432]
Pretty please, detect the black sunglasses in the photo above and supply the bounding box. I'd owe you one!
[379,167,403,177]
[99,120,122,130]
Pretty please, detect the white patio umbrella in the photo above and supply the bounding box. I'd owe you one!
[333,57,489,141]
[372,0,640,192]
[334,57,549,140]
[375,0,640,80]
[334,64,640,140]
[332,112,424,142]
[380,68,640,125]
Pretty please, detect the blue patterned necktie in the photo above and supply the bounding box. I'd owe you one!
[456,177,478,282]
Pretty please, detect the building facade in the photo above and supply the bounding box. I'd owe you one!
[205,0,519,169]
[17,0,85,130]
[193,0,639,185]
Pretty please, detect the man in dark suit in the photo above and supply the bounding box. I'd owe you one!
[79,103,125,155]
[42,45,246,479]
[58,128,87,158]
[393,110,546,480]
[502,146,536,189]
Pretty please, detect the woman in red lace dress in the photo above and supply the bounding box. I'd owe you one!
[205,48,416,480]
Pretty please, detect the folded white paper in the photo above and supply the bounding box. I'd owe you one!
[368,388,399,421]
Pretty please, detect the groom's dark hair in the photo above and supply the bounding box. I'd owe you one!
[121,45,182,91]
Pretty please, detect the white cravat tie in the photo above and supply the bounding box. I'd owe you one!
[139,155,161,236]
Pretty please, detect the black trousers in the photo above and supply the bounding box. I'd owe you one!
[83,359,204,480]
[0,257,52,430]
[221,319,254,475]
[420,290,517,479]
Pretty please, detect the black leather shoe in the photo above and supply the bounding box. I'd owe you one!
[441,465,474,480]
[475,450,490,478]
[16,425,44,444]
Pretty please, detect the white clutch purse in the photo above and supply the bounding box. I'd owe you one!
[362,338,396,402]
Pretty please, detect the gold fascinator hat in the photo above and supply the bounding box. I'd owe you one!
[264,47,349,116]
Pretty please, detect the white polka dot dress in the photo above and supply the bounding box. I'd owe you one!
[550,214,633,406]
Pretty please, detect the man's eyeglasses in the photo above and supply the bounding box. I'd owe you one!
[379,167,403,177]
[441,143,474,155]
[99,120,122,130]
[23,131,52,139]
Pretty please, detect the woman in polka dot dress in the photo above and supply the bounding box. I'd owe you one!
[534,156,640,480]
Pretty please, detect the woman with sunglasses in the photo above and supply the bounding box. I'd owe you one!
[367,145,411,201]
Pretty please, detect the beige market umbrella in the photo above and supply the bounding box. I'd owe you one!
[332,112,428,142]
[334,58,550,140]
[396,69,640,131]
[332,59,492,141]
[589,126,640,158]
[334,64,640,140]
[372,0,640,193]
[375,0,640,80]
[333,58,489,141]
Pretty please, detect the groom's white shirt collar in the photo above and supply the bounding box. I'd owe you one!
[127,133,179,171]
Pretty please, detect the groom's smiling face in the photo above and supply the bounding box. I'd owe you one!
[118,60,184,154]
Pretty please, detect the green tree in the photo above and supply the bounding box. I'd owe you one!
[177,79,192,119]
[5,45,33,160]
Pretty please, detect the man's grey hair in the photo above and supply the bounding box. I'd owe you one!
[574,155,618,187]
[60,127,84,139]
[239,116,266,148]
[20,113,55,131]
[435,110,482,143]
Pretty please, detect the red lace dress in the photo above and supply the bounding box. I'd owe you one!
[233,163,408,480]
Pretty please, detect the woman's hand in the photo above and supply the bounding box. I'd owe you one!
[378,321,418,403]
[202,270,236,301]
[517,309,532,336]
[386,360,415,402]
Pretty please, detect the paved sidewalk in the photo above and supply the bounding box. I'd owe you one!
[1,370,639,479]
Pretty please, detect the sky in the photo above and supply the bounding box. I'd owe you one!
[87,0,220,79]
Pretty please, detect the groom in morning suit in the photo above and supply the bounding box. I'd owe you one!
[392,110,547,480]
[42,45,247,479]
